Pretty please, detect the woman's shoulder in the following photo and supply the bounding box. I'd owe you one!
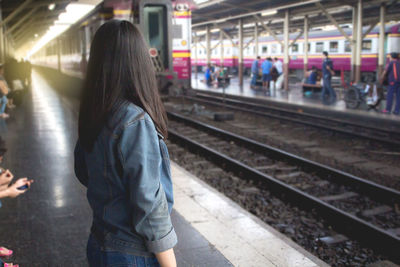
[113,101,155,130]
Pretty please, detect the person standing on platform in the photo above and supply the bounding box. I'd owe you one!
[205,63,213,86]
[251,56,260,88]
[273,57,283,89]
[74,20,177,267]
[261,57,273,90]
[321,51,336,104]
[0,65,10,119]
[381,52,400,115]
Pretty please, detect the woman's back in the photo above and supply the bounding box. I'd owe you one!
[74,20,176,266]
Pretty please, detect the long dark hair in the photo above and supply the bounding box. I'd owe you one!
[78,20,168,151]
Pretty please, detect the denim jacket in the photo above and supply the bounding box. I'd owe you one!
[74,101,176,256]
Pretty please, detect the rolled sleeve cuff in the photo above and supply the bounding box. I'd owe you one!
[145,227,178,254]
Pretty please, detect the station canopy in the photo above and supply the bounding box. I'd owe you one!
[191,0,400,35]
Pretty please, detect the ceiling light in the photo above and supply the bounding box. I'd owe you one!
[261,10,277,16]
[48,3,56,10]
[34,34,38,38]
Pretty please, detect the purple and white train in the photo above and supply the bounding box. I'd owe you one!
[191,23,400,81]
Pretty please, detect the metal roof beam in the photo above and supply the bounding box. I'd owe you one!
[253,15,283,47]
[5,8,38,35]
[192,0,321,28]
[289,29,304,48]
[0,0,33,28]
[315,2,351,42]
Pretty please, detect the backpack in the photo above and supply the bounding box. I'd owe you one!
[392,61,400,83]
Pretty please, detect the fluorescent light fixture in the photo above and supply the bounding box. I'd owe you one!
[214,18,226,23]
[261,10,277,16]
[194,0,210,3]
[48,3,56,10]
[210,28,220,33]
[27,2,99,58]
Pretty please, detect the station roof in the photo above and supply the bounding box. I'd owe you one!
[192,0,400,36]
[1,0,72,52]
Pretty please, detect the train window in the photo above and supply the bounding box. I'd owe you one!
[316,42,324,53]
[144,5,168,69]
[362,40,372,51]
[271,44,277,54]
[307,43,311,52]
[344,41,352,52]
[329,41,338,53]
[291,44,298,53]
[246,46,251,55]
[262,46,268,54]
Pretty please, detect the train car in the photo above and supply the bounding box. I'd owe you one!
[31,0,192,94]
[192,23,400,82]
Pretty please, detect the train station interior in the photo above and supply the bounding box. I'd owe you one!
[0,0,399,266]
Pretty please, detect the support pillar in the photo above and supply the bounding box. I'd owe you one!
[355,0,362,83]
[238,18,243,87]
[255,22,259,58]
[206,25,210,65]
[283,9,289,91]
[0,3,4,62]
[304,15,309,75]
[57,38,61,72]
[219,30,224,66]
[378,3,385,77]
[194,36,198,79]
[351,6,357,82]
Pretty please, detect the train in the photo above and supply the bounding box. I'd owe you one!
[192,24,400,82]
[30,0,400,90]
[30,0,192,93]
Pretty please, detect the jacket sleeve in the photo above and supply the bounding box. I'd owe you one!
[118,118,177,253]
[74,140,88,187]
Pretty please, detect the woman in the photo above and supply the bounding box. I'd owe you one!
[74,20,177,267]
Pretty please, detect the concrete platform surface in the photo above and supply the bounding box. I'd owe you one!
[171,162,329,267]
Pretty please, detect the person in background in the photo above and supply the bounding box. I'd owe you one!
[0,136,34,267]
[306,66,318,85]
[205,63,213,86]
[273,58,284,90]
[74,20,177,267]
[261,57,273,90]
[381,52,400,115]
[250,56,260,88]
[321,51,336,104]
[0,65,10,119]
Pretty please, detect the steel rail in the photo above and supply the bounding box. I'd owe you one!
[168,119,400,263]
[185,90,400,147]
[168,111,400,204]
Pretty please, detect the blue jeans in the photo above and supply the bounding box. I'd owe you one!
[251,72,257,86]
[386,82,400,114]
[321,75,336,104]
[87,234,161,267]
[0,96,7,114]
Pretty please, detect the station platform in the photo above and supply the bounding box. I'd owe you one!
[191,74,400,129]
[0,71,329,266]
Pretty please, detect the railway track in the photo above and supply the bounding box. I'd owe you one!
[167,111,400,263]
[185,90,400,147]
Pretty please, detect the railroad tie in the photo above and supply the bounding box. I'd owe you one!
[276,171,303,180]
[361,205,393,217]
[319,192,358,202]
[318,234,349,246]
